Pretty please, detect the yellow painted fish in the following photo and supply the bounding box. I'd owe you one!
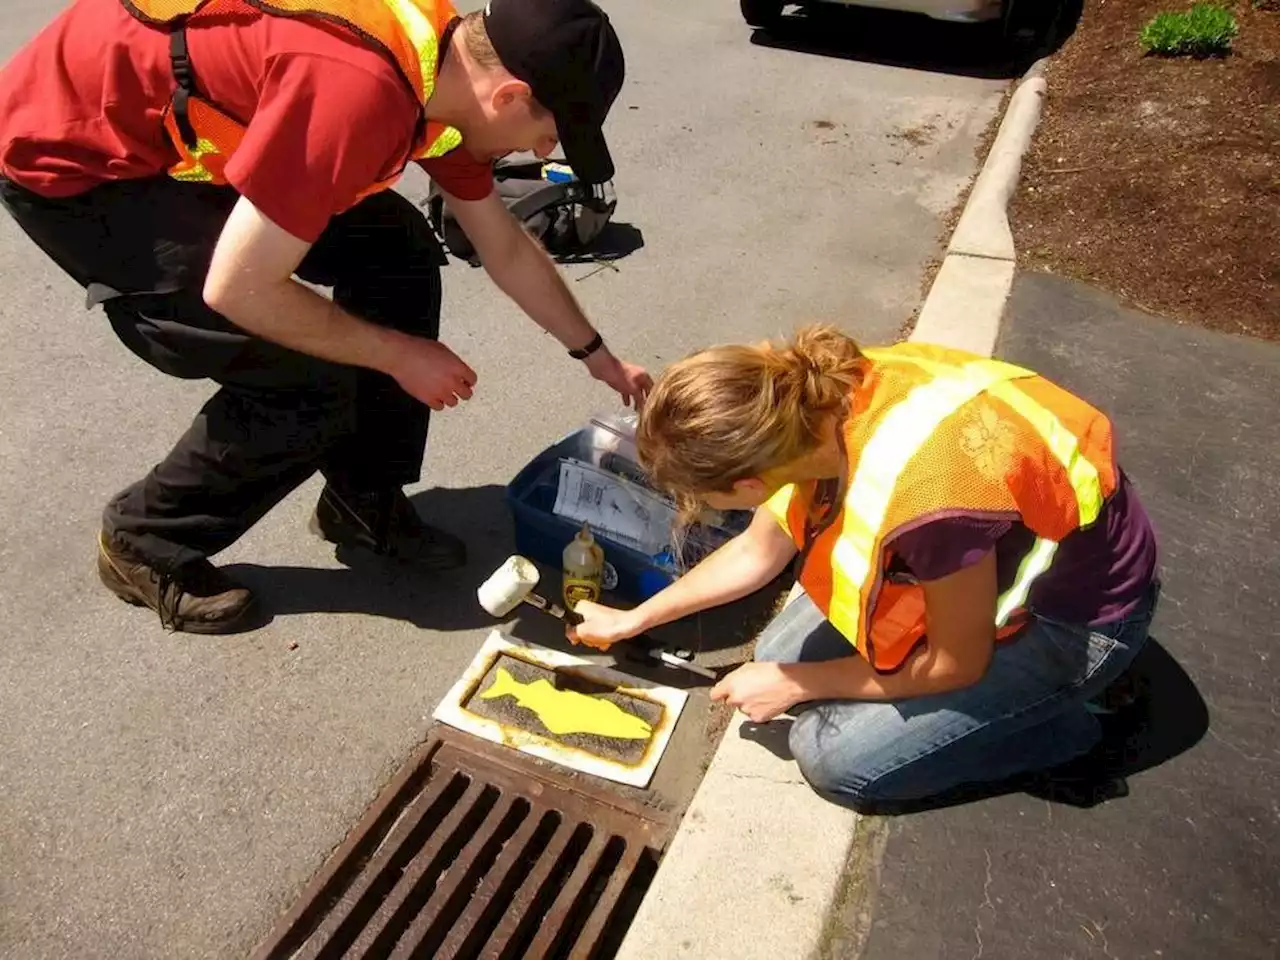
[479,667,653,740]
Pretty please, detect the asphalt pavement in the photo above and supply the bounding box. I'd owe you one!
[0,2,1006,956]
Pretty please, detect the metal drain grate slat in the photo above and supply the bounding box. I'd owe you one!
[478,814,580,958]
[294,767,466,960]
[381,792,525,960]
[523,831,613,959]
[570,840,647,955]
[252,729,672,960]
[352,779,498,958]
[431,804,557,960]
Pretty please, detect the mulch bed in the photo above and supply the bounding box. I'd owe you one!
[1011,0,1280,340]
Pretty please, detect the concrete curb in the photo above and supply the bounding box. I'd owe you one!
[616,67,1048,960]
[614,710,860,960]
[912,71,1045,357]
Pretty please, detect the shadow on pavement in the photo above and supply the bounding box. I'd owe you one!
[556,221,645,265]
[224,483,515,632]
[748,0,1083,81]
[740,718,796,759]
[733,638,1209,812]
[453,220,645,269]
[868,639,1209,815]
[1062,638,1211,783]
[227,481,786,649]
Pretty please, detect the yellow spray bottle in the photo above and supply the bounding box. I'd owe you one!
[562,523,605,611]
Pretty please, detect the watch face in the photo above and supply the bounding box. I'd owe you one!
[602,561,619,591]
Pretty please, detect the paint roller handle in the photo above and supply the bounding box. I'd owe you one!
[568,600,715,681]
[619,634,718,681]
[564,598,642,648]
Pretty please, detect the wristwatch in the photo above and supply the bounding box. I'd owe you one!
[568,332,605,360]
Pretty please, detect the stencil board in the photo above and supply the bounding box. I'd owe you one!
[433,631,688,788]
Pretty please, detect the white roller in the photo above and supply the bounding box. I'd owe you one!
[476,555,541,618]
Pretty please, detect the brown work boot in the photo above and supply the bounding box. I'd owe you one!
[308,484,467,569]
[96,532,257,634]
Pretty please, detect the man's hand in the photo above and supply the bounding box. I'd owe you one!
[710,662,805,723]
[567,600,646,650]
[205,197,476,407]
[385,339,478,411]
[583,348,653,409]
[445,190,653,405]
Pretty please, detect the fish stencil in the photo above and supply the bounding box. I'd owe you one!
[478,667,654,740]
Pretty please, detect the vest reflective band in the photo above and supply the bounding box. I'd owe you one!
[882,351,1107,530]
[766,343,1118,671]
[996,535,1057,627]
[123,0,463,194]
[861,349,1104,631]
[825,354,1028,645]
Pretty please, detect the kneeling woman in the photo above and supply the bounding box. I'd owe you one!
[570,326,1159,809]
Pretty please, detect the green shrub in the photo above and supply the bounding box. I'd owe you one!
[1139,3,1239,57]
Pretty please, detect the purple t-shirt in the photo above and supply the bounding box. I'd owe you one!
[888,470,1157,626]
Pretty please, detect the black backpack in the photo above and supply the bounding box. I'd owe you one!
[425,158,618,266]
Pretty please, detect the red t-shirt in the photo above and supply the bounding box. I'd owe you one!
[0,0,493,241]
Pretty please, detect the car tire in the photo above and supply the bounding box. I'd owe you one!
[740,0,784,29]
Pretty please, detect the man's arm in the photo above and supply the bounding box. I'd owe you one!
[443,188,652,407]
[204,196,478,411]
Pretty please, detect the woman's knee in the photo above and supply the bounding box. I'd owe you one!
[753,591,849,665]
[787,710,885,809]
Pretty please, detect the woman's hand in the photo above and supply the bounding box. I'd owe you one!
[567,600,646,650]
[710,662,805,723]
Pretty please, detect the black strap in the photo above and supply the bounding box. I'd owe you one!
[169,25,199,150]
[568,332,604,361]
[439,15,461,56]
[506,180,579,224]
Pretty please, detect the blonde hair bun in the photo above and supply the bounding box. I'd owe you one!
[637,323,866,509]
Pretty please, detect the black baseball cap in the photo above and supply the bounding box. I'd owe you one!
[483,0,625,183]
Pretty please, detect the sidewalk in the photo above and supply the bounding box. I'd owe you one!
[835,272,1279,959]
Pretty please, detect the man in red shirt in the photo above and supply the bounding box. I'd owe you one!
[0,0,650,634]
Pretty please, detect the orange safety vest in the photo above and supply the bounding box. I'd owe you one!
[764,342,1118,673]
[121,0,464,199]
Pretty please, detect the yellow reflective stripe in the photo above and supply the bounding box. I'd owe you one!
[422,125,463,158]
[377,1,463,157]
[984,381,1104,528]
[763,484,796,533]
[381,0,439,103]
[996,536,1057,626]
[865,351,1101,625]
[827,362,1024,639]
[171,138,220,181]
[866,348,1035,384]
[874,351,1103,528]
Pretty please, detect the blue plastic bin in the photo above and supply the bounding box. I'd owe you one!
[505,427,676,603]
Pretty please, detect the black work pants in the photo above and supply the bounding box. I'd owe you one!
[0,176,444,571]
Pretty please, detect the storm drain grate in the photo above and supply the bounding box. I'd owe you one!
[251,727,673,960]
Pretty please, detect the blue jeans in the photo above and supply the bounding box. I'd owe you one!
[754,582,1160,809]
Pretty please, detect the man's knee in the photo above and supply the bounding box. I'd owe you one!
[104,293,246,381]
[307,191,444,278]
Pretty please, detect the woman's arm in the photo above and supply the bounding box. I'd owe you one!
[712,551,998,721]
[568,509,799,649]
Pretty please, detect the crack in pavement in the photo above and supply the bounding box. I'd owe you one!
[972,847,995,960]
